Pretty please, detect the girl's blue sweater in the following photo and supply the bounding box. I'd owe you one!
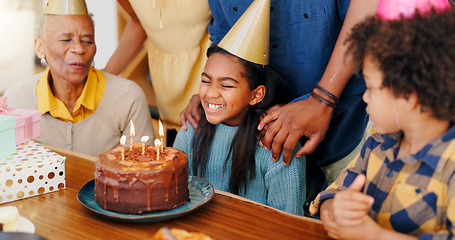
[174,123,306,215]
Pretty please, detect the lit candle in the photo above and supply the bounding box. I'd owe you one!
[154,139,161,160]
[141,136,149,155]
[120,135,126,161]
[129,120,136,151]
[158,119,164,151]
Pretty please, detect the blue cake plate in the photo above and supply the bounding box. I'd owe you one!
[77,175,214,222]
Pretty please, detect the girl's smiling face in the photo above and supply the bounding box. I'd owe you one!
[199,52,264,126]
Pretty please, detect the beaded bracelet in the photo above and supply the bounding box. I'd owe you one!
[311,91,337,108]
[314,84,339,105]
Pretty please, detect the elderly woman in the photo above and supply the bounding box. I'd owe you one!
[4,0,154,157]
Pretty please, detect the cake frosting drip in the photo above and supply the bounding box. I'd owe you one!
[94,144,189,214]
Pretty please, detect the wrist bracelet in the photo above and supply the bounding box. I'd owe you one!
[311,92,337,108]
[314,84,339,104]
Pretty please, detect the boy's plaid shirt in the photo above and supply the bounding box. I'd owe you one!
[311,126,455,239]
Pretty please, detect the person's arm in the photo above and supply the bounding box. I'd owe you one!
[103,0,147,75]
[258,0,380,165]
[179,94,201,131]
[313,0,379,99]
[206,0,232,45]
[180,0,231,130]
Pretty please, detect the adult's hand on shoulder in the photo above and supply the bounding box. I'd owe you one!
[257,96,333,165]
[257,104,282,146]
[180,94,202,130]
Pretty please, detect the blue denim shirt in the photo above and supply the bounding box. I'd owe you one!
[208,0,368,166]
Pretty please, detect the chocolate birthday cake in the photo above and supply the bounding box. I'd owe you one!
[94,143,189,214]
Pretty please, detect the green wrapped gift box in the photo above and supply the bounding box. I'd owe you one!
[0,115,16,158]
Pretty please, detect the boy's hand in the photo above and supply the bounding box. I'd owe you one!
[322,210,381,240]
[330,174,374,226]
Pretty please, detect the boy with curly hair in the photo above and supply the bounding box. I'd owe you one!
[310,0,455,239]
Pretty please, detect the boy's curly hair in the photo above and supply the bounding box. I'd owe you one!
[346,8,455,122]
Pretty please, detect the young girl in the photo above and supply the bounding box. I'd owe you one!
[173,45,306,216]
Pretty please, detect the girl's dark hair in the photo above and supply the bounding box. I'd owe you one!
[346,8,455,121]
[192,45,290,194]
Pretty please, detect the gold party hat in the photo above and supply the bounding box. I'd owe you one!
[218,0,270,65]
[44,0,88,15]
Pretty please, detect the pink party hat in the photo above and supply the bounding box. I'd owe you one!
[377,0,451,20]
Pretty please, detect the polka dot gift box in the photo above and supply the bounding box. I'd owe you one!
[0,141,66,204]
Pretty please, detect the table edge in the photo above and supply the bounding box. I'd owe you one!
[215,189,322,224]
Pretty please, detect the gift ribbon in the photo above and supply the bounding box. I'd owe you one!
[0,97,8,114]
[7,109,35,141]
[0,97,40,142]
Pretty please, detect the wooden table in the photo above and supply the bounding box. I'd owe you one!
[3,146,331,240]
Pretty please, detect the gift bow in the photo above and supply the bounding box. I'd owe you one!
[0,97,8,114]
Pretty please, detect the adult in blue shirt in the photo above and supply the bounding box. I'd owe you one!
[181,0,379,202]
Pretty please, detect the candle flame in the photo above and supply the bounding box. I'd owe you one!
[141,136,149,143]
[158,119,164,137]
[130,120,136,137]
[120,135,126,145]
[154,139,161,147]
